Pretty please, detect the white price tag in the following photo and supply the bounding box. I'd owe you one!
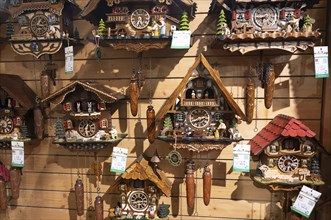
[11,141,24,168]
[291,185,321,218]
[110,147,128,173]
[171,31,191,49]
[233,144,250,172]
[314,46,329,78]
[65,46,74,75]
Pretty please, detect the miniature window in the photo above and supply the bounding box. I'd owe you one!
[203,88,214,99]
[186,89,196,99]
[282,137,300,151]
[100,119,108,129]
[87,100,98,113]
[74,101,82,112]
[133,180,145,189]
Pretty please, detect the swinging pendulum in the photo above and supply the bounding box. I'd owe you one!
[75,153,84,216]
[167,131,182,166]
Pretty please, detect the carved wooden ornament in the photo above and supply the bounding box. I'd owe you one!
[203,165,211,206]
[245,80,255,124]
[75,179,84,216]
[146,105,156,143]
[186,161,195,209]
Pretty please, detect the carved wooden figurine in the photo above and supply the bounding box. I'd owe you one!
[186,161,195,209]
[146,105,156,143]
[203,165,212,206]
[75,178,84,216]
[94,195,104,220]
[129,75,139,117]
[10,168,21,200]
[245,80,255,124]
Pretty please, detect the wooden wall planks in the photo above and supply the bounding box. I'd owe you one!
[0,0,329,219]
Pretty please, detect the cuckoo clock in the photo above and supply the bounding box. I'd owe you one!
[41,81,127,151]
[0,74,38,148]
[156,54,247,152]
[81,0,196,53]
[209,0,321,54]
[109,155,172,219]
[7,0,74,58]
[249,114,326,191]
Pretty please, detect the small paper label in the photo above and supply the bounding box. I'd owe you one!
[291,185,321,218]
[110,147,128,173]
[171,31,191,49]
[233,144,250,172]
[314,46,329,78]
[65,46,74,75]
[11,141,24,168]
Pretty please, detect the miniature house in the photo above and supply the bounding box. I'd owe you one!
[41,81,126,151]
[249,114,326,191]
[156,54,247,152]
[7,0,75,58]
[81,0,196,52]
[109,156,171,219]
[0,74,37,147]
[209,0,321,54]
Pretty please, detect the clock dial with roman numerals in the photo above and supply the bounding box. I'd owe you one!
[0,116,14,134]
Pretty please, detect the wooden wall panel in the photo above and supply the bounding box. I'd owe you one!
[0,0,328,219]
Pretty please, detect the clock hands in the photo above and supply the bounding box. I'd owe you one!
[191,116,207,123]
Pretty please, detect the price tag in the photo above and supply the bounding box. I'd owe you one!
[171,31,191,49]
[233,144,250,172]
[65,46,74,75]
[110,147,128,173]
[11,141,24,168]
[291,185,321,218]
[314,46,329,78]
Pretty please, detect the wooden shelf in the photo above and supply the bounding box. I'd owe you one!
[53,133,127,152]
[0,138,31,149]
[89,36,172,53]
[157,135,242,152]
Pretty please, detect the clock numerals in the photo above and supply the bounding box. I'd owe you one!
[252,5,278,30]
[188,109,210,129]
[78,120,97,138]
[130,9,150,30]
[0,116,14,134]
[30,14,50,37]
[129,191,148,211]
[277,155,299,173]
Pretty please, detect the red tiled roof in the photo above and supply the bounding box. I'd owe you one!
[249,114,316,156]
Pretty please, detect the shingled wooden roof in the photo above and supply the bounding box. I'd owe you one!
[248,114,320,156]
[110,156,172,197]
[155,53,247,122]
[0,74,37,112]
[8,1,64,18]
[41,81,125,105]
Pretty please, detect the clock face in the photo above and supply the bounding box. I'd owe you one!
[78,120,97,138]
[0,116,14,134]
[188,109,210,129]
[277,155,299,173]
[129,191,149,211]
[251,5,278,31]
[30,14,49,37]
[130,9,150,29]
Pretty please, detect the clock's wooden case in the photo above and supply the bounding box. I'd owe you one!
[209,0,321,54]
[0,74,37,148]
[249,114,327,191]
[109,155,171,219]
[81,0,196,53]
[156,54,247,152]
[7,0,74,58]
[41,81,127,152]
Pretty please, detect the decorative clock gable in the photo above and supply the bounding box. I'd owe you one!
[7,0,75,58]
[41,81,127,152]
[209,0,321,54]
[249,114,327,190]
[156,54,247,152]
